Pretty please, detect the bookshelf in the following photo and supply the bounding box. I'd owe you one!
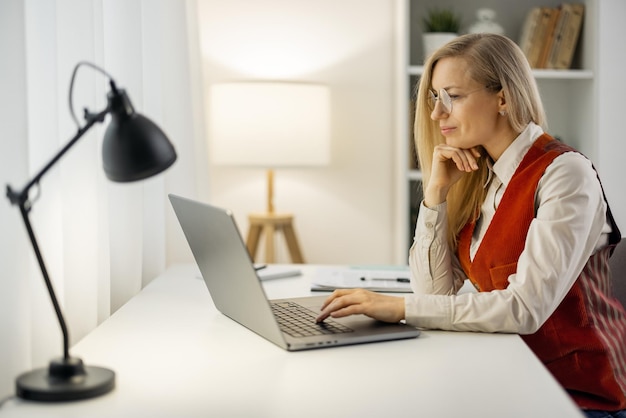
[393,0,598,263]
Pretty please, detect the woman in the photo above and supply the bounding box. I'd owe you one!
[316,33,626,417]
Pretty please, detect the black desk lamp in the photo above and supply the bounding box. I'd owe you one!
[5,61,177,402]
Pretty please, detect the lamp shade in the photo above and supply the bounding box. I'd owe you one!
[103,88,177,182]
[209,82,331,167]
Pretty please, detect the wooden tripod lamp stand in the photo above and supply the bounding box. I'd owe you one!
[209,82,331,263]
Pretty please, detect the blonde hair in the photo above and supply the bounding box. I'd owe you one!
[414,33,546,249]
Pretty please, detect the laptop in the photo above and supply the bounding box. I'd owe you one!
[169,194,420,351]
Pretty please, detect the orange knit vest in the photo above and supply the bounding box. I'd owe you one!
[457,134,626,410]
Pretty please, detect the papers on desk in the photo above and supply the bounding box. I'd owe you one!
[256,264,302,281]
[311,266,413,293]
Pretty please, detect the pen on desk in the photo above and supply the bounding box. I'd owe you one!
[360,277,410,283]
[254,264,267,271]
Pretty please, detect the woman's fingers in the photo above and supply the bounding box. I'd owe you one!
[316,289,353,322]
[315,289,404,323]
[435,145,479,172]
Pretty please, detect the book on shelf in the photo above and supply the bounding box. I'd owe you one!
[536,8,561,68]
[518,3,584,70]
[545,3,584,69]
[519,7,543,67]
[530,7,556,68]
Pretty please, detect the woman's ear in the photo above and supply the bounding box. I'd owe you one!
[497,89,507,115]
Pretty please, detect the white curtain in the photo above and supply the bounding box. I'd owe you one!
[0,0,205,398]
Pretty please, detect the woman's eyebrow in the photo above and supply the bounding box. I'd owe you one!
[431,84,461,91]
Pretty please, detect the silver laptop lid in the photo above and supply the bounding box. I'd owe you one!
[169,194,287,349]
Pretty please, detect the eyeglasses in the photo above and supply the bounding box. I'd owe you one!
[428,87,486,114]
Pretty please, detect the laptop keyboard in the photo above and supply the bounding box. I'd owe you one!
[271,301,354,338]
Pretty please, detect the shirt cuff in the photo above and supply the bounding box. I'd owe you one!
[414,201,447,249]
[404,294,452,330]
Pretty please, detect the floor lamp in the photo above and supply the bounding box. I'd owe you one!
[5,62,177,402]
[209,82,331,263]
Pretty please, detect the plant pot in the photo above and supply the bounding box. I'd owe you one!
[422,32,458,62]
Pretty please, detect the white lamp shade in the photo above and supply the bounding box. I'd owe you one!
[209,82,331,167]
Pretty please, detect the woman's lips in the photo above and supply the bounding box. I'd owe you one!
[440,126,456,135]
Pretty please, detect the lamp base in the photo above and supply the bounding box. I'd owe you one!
[16,357,115,402]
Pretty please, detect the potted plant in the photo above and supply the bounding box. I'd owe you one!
[422,8,461,62]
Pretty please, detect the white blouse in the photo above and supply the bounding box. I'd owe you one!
[405,123,612,333]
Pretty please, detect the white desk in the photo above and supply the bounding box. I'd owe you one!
[1,264,583,418]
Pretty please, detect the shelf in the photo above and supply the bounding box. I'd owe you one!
[532,69,593,79]
[408,65,593,80]
[407,170,423,181]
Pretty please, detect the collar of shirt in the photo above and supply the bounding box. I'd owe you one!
[489,122,544,190]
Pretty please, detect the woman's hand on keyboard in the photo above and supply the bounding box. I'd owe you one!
[315,289,405,324]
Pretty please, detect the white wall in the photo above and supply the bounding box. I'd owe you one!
[597,0,626,232]
[195,0,398,265]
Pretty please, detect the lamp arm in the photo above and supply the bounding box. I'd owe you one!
[7,107,109,207]
[5,106,109,361]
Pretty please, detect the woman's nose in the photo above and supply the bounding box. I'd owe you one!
[430,101,449,120]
